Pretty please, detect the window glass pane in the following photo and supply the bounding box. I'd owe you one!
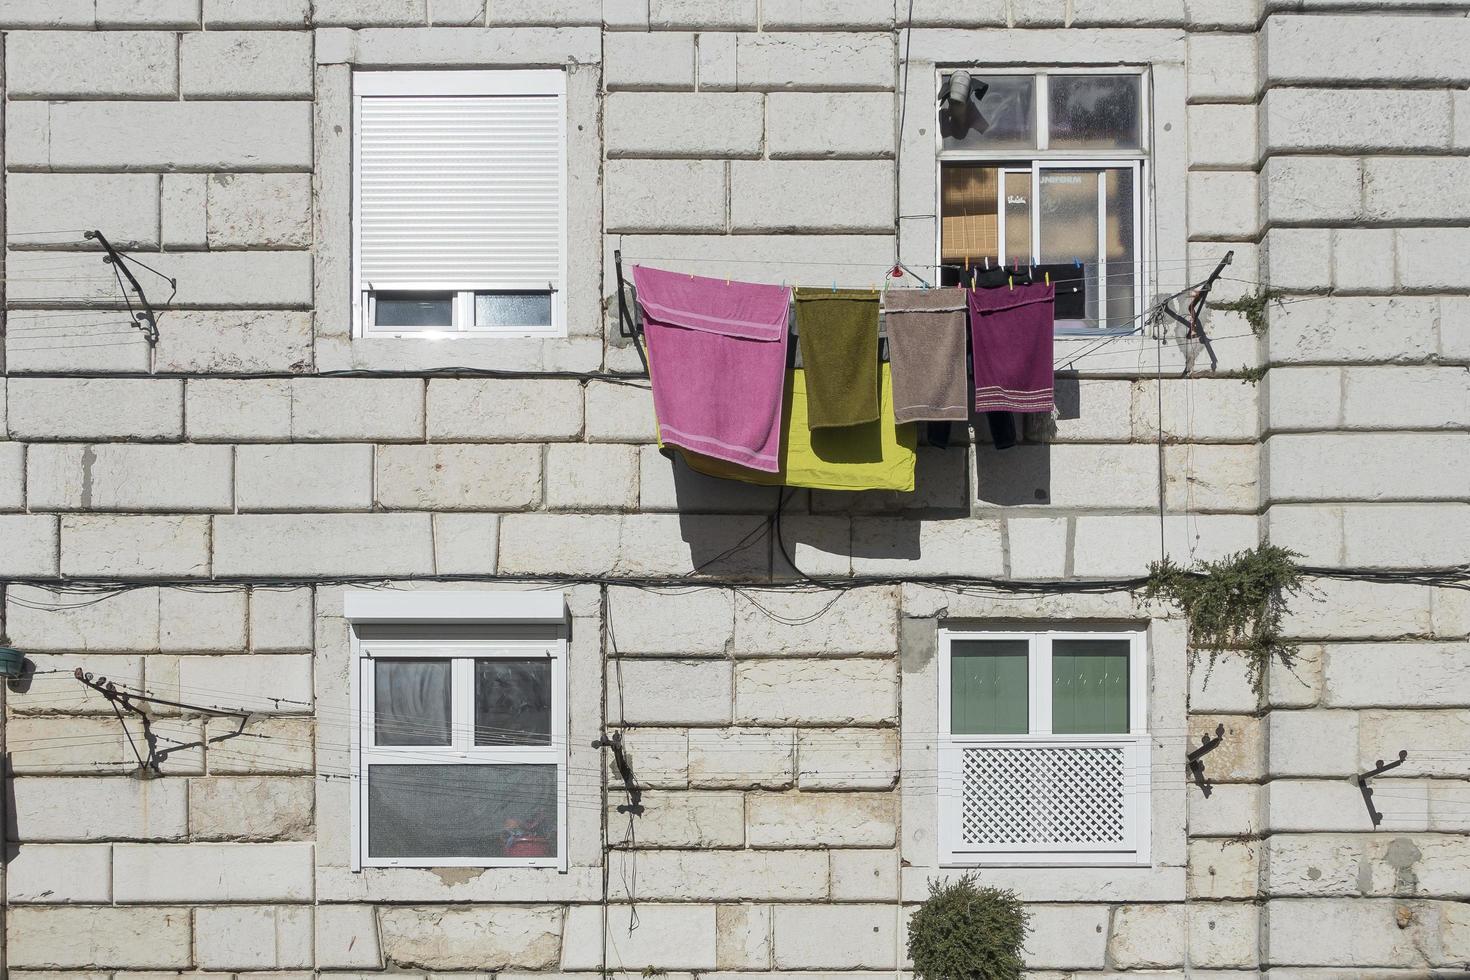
[374,292,453,328]
[939,165,1000,271]
[474,291,553,329]
[951,639,1029,735]
[475,658,552,746]
[1102,168,1137,330]
[941,74,1036,150]
[1051,639,1130,734]
[1048,74,1141,150]
[374,659,451,746]
[1003,170,1032,262]
[1038,169,1102,327]
[367,763,558,859]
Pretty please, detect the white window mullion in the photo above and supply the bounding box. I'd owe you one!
[1036,73,1050,152]
[1033,634,1053,735]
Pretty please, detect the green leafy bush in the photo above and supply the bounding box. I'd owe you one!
[907,874,1030,980]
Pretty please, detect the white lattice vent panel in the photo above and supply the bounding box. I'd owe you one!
[961,746,1127,847]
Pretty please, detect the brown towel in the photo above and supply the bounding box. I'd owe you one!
[795,288,881,429]
[884,288,969,423]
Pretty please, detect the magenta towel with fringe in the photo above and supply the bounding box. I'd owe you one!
[968,281,1056,413]
[633,265,792,473]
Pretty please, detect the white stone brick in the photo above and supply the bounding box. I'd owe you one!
[207,716,315,773]
[113,842,313,902]
[629,791,744,847]
[1264,227,1331,291]
[7,249,309,308]
[4,586,159,652]
[1188,103,1258,167]
[1265,14,1470,84]
[1164,444,1259,512]
[0,515,59,577]
[619,727,689,788]
[605,92,763,157]
[1335,504,1470,570]
[1188,170,1259,238]
[767,92,896,158]
[213,513,435,576]
[6,174,158,249]
[236,444,372,511]
[1264,88,1451,152]
[0,0,96,26]
[1332,227,1395,293]
[61,515,210,579]
[747,791,895,847]
[312,0,426,24]
[1358,709,1470,778]
[1266,433,1468,502]
[1005,517,1068,579]
[207,173,313,246]
[6,844,112,904]
[205,0,310,26]
[607,586,734,655]
[734,32,892,91]
[735,658,896,725]
[1020,904,1110,969]
[160,587,247,651]
[697,30,737,90]
[1266,897,1442,968]
[850,518,1006,578]
[1268,296,1437,364]
[1268,709,1359,776]
[1397,228,1470,291]
[1261,157,1364,225]
[762,0,893,27]
[773,904,896,969]
[157,310,314,374]
[638,446,788,513]
[545,443,638,510]
[377,906,561,970]
[486,0,599,24]
[1189,782,1261,837]
[5,101,49,168]
[584,380,656,443]
[0,441,24,511]
[290,378,424,440]
[189,776,315,840]
[182,30,312,97]
[612,848,828,901]
[797,728,898,789]
[250,587,314,650]
[165,653,313,714]
[1188,32,1258,100]
[6,30,177,97]
[731,160,895,232]
[604,31,694,89]
[425,378,582,441]
[7,907,192,969]
[563,903,716,971]
[45,101,312,170]
[733,586,898,655]
[27,443,233,512]
[1322,642,1470,707]
[7,379,181,441]
[11,777,187,842]
[688,727,794,787]
[1365,156,1470,223]
[606,159,726,232]
[1070,514,1259,578]
[160,173,207,247]
[432,512,500,575]
[348,25,599,65]
[187,378,292,440]
[195,905,313,970]
[608,659,733,724]
[1108,904,1183,968]
[1264,366,1340,431]
[651,0,754,28]
[96,0,199,26]
[1188,838,1259,899]
[316,903,383,969]
[830,848,899,900]
[376,444,541,510]
[715,902,772,968]
[1287,578,1434,640]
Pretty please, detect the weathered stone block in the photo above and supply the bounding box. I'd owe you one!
[187,379,292,441]
[189,776,315,840]
[182,30,313,97]
[562,903,716,970]
[605,92,763,157]
[316,903,383,969]
[250,587,314,651]
[425,378,582,441]
[715,902,772,968]
[1188,170,1259,238]
[11,777,187,842]
[432,512,500,575]
[290,378,424,440]
[730,160,895,232]
[545,443,638,511]
[213,514,435,576]
[166,653,313,714]
[6,174,158,248]
[772,904,896,968]
[4,585,159,652]
[734,32,891,90]
[688,727,794,787]
[61,515,210,578]
[1188,838,1259,899]
[0,515,59,577]
[733,586,898,655]
[608,659,733,725]
[1261,157,1364,225]
[112,842,313,902]
[7,379,181,441]
[195,904,313,969]
[735,658,896,725]
[6,843,112,904]
[797,728,898,789]
[610,848,828,900]
[1264,14,1470,84]
[1263,88,1451,152]
[312,0,426,24]
[604,31,694,89]
[28,444,231,513]
[607,586,734,655]
[1022,904,1110,969]
[207,717,315,773]
[7,30,177,97]
[378,906,561,970]
[746,791,896,847]
[631,791,744,847]
[767,91,895,158]
[7,907,191,969]
[159,587,247,652]
[830,848,899,900]
[1108,903,1184,968]
[1266,433,1468,502]
[46,101,311,170]
[606,159,726,232]
[1265,897,1441,968]
[1397,228,1470,291]
[377,444,542,510]
[205,0,311,27]
[207,172,313,246]
[1188,32,1258,100]
[1269,710,1359,777]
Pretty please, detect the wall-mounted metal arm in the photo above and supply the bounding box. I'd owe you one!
[593,731,644,815]
[1187,723,1226,798]
[1358,750,1408,827]
[86,229,173,347]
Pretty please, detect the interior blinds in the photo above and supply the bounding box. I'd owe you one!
[358,93,562,289]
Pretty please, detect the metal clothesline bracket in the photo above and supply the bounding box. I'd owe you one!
[1187,723,1226,798]
[74,667,251,777]
[1358,750,1408,827]
[86,229,175,348]
[1161,248,1233,373]
[612,248,650,376]
[593,730,644,815]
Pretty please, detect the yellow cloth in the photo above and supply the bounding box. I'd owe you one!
[675,364,917,492]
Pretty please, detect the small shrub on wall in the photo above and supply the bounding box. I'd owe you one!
[907,874,1030,980]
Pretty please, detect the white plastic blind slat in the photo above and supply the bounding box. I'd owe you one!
[358,94,562,287]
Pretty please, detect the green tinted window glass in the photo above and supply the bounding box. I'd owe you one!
[950,639,1029,734]
[1051,638,1130,734]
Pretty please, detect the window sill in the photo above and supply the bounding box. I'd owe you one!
[317,333,604,373]
[903,863,1185,904]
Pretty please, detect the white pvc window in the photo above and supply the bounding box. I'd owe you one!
[348,592,569,869]
[352,70,568,339]
[937,69,1149,335]
[938,626,1150,867]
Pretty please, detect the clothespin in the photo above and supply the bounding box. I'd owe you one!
[984,256,990,270]
[1008,274,1014,290]
[1074,256,1081,268]
[832,280,837,293]
[1044,271,1050,286]
[725,274,731,286]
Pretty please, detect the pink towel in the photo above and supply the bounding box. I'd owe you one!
[633,265,792,473]
[968,282,1056,413]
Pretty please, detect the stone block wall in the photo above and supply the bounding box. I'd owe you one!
[0,1,1466,979]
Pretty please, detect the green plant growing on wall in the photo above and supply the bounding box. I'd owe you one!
[1209,287,1284,336]
[1143,544,1305,690]
[907,874,1030,980]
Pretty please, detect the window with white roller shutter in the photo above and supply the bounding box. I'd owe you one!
[352,70,567,338]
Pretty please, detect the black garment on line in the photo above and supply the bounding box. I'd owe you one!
[986,412,1017,450]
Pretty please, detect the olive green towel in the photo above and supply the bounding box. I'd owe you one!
[794,288,881,429]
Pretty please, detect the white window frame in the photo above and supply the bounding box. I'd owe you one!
[347,591,570,871]
[935,67,1150,337]
[351,69,569,340]
[937,626,1151,867]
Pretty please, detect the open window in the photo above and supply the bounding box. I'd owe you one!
[937,70,1148,334]
[938,626,1151,866]
[352,70,568,339]
[347,592,569,870]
